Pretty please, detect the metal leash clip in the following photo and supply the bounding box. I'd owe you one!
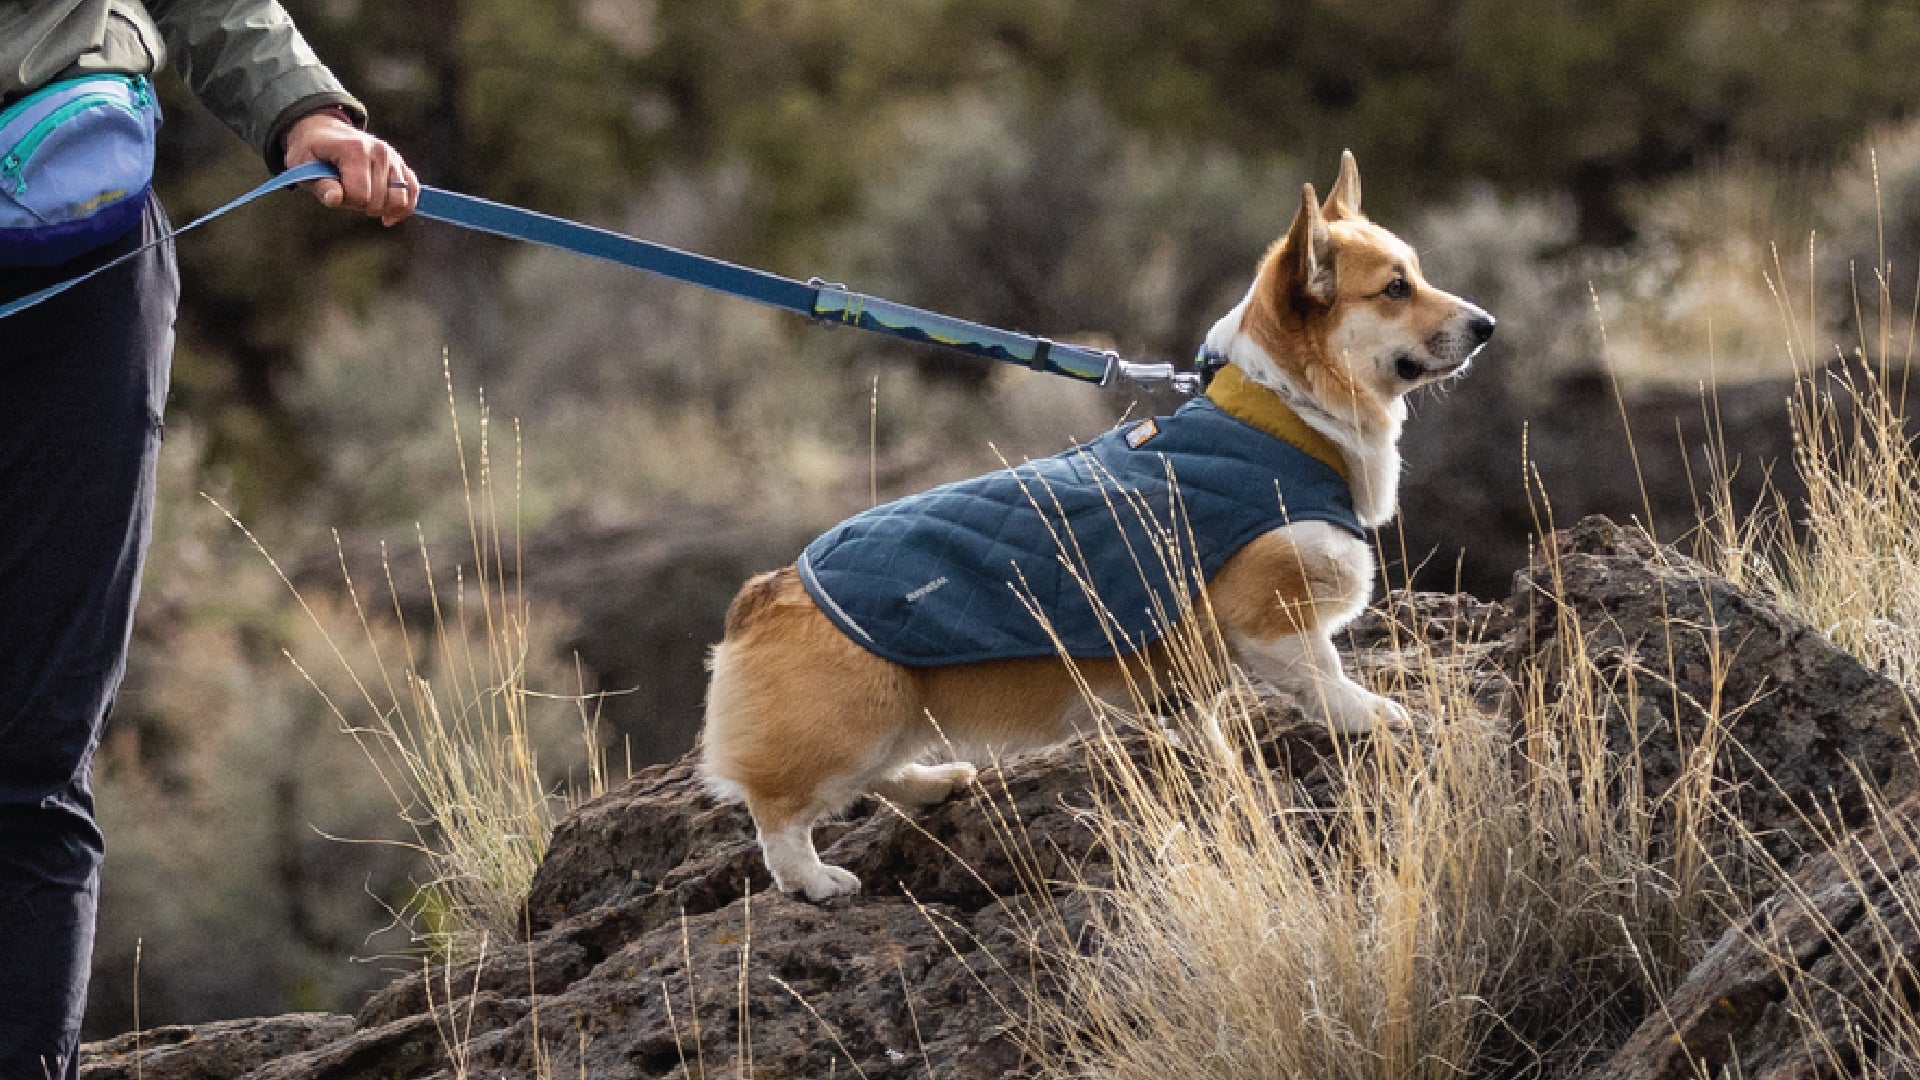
[1108,353,1206,395]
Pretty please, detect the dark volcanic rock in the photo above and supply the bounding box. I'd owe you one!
[520,760,762,937]
[1503,516,1917,862]
[450,891,1072,1080]
[310,726,1343,1080]
[1584,790,1920,1080]
[78,1014,355,1080]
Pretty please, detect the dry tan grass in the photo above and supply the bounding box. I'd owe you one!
[1697,220,1920,688]
[1009,515,1735,1079]
[226,359,614,958]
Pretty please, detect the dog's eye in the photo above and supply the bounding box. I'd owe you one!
[1382,276,1411,301]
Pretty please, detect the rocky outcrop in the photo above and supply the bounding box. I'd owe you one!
[78,1014,356,1080]
[1503,517,1917,860]
[81,516,1920,1079]
[1584,790,1920,1080]
[322,716,1353,1080]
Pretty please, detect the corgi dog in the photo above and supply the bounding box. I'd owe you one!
[702,152,1494,900]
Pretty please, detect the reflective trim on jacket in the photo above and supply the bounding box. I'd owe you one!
[0,0,365,168]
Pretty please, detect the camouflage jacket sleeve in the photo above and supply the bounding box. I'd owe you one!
[144,0,367,170]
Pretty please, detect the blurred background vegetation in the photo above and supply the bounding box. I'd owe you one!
[87,0,1920,1040]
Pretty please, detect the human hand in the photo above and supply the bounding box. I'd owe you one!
[282,111,419,226]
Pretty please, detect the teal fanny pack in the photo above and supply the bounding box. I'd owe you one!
[0,74,161,269]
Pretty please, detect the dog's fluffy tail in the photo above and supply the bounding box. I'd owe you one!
[724,567,794,639]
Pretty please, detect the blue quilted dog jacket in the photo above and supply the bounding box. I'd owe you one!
[798,385,1365,666]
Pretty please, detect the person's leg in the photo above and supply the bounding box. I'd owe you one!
[0,196,176,1080]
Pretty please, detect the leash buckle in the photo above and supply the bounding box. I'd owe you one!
[1111,356,1204,395]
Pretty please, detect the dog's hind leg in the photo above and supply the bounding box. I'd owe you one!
[702,567,922,900]
[752,796,863,900]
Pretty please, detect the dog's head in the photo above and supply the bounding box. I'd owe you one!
[1211,152,1494,427]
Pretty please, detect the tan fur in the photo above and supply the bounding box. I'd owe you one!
[701,152,1493,900]
[705,568,1122,808]
[1206,529,1364,639]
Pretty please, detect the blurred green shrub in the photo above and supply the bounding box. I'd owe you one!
[1013,0,1920,241]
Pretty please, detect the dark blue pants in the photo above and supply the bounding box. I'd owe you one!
[0,197,175,1080]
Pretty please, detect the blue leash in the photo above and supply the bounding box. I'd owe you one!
[1,162,1201,393]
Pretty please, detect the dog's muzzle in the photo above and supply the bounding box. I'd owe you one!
[1403,308,1496,381]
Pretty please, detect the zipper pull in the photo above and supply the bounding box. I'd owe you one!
[1,153,23,196]
[131,75,151,109]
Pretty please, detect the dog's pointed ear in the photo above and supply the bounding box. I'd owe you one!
[1285,182,1336,306]
[1324,150,1362,220]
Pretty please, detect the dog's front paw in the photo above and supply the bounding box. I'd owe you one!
[1326,687,1409,734]
[784,863,861,901]
[1375,695,1412,732]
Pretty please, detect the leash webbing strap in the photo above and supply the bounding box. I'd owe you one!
[418,176,1188,388]
[2,162,1199,392]
[414,179,821,315]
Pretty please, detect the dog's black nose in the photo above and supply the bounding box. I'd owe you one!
[1468,312,1496,345]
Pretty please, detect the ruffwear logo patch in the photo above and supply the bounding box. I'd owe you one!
[1124,419,1159,448]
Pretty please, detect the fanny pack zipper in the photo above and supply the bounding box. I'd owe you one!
[0,75,149,197]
